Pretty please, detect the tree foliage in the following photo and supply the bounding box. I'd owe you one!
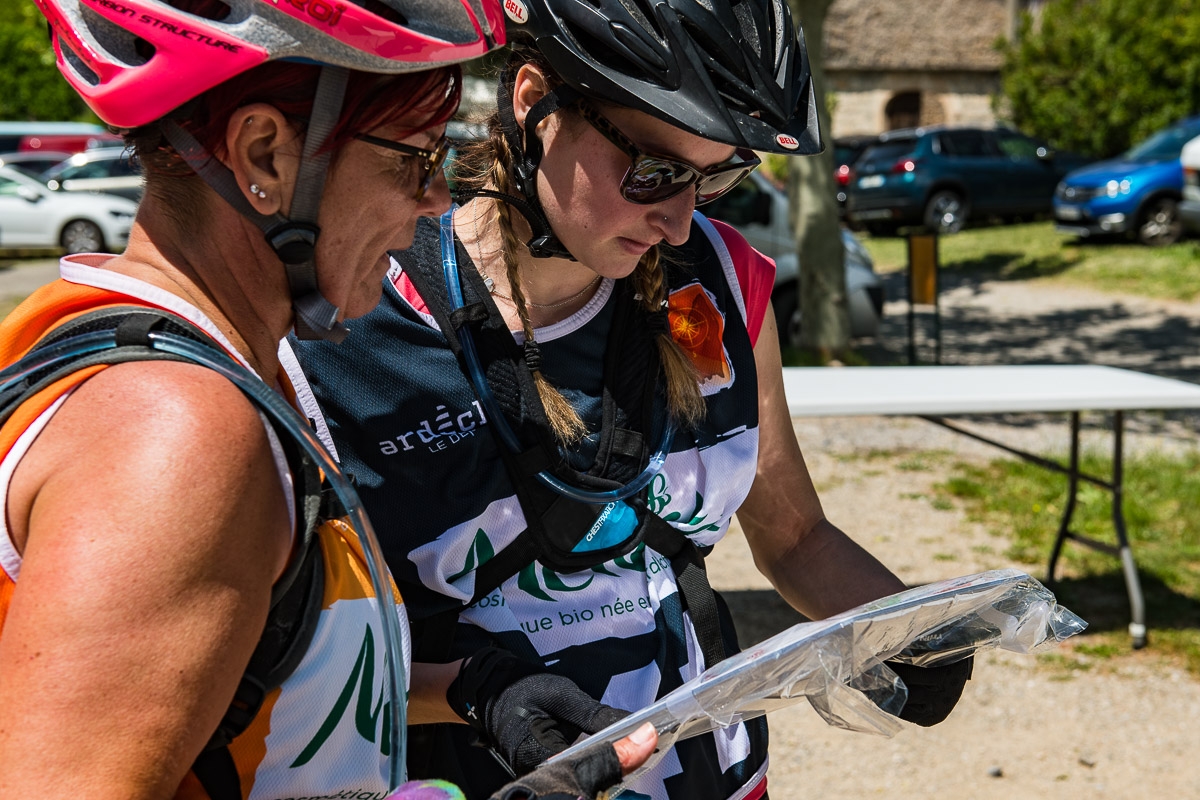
[1000,0,1200,159]
[0,0,90,121]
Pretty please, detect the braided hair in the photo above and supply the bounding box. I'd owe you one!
[456,47,706,442]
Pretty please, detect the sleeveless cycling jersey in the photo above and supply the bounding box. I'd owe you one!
[289,214,776,800]
[0,257,415,800]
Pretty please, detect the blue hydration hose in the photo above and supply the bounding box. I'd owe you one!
[438,208,672,504]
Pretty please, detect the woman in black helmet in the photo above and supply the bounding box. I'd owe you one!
[289,0,973,797]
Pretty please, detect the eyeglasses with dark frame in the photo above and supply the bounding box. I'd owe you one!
[354,131,450,201]
[575,102,761,206]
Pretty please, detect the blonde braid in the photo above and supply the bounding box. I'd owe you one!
[488,163,589,444]
[632,248,706,426]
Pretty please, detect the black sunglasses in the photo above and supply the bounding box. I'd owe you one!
[575,102,760,206]
[354,131,450,201]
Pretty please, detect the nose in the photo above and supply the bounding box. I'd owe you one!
[652,191,696,246]
[419,169,453,216]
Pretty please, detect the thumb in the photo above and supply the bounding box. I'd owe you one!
[611,723,658,776]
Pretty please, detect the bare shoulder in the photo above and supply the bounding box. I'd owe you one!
[10,359,292,570]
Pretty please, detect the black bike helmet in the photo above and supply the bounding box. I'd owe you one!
[504,0,821,155]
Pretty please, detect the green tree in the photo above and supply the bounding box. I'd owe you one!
[1000,0,1200,158]
[0,0,90,121]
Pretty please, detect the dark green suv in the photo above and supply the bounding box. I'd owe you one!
[845,126,1090,235]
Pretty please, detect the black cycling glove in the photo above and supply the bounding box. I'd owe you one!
[448,647,628,776]
[886,655,975,727]
[487,742,623,800]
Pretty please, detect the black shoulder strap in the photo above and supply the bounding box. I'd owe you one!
[0,307,327,800]
[394,241,726,671]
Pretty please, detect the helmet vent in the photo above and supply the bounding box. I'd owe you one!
[731,1,762,57]
[59,40,101,87]
[360,0,410,29]
[160,0,232,21]
[79,4,152,67]
[609,23,669,72]
[561,17,669,80]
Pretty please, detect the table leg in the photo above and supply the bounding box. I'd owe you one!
[1046,412,1081,584]
[1111,411,1148,649]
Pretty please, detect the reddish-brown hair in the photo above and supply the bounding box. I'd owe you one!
[128,62,461,225]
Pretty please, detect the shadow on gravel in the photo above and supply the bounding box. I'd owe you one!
[860,271,1200,395]
[1046,571,1200,636]
[721,589,808,648]
[723,573,1200,653]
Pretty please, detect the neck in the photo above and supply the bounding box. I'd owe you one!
[103,207,293,381]
[458,199,601,329]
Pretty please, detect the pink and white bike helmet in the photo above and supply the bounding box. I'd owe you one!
[35,0,505,128]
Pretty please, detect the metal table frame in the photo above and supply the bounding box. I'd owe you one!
[923,411,1143,646]
[782,365,1200,649]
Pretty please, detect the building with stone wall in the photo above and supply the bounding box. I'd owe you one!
[825,0,1044,137]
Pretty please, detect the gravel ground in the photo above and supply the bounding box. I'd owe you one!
[710,270,1200,800]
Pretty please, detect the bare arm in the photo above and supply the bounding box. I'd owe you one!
[408,660,465,724]
[735,308,906,620]
[0,362,292,798]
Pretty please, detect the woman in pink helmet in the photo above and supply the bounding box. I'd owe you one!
[0,0,653,797]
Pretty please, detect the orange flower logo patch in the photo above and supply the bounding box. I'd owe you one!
[668,283,733,393]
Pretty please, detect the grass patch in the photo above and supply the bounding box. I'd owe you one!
[861,221,1200,302]
[935,450,1200,673]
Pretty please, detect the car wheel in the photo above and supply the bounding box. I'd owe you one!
[771,284,802,350]
[60,219,106,254]
[923,190,969,234]
[1136,197,1183,247]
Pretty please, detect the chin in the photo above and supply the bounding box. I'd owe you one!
[342,286,385,321]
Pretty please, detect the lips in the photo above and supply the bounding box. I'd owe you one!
[618,237,656,255]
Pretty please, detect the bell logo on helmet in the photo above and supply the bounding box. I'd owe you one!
[503,0,528,24]
[776,134,801,151]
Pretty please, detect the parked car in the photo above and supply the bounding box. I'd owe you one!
[0,121,120,154]
[40,147,143,202]
[845,125,1090,236]
[0,165,136,253]
[833,134,880,208]
[1181,134,1200,235]
[703,170,884,345]
[1054,116,1200,246]
[0,151,73,179]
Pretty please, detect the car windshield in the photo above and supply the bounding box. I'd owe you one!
[1124,119,1200,162]
[858,139,918,167]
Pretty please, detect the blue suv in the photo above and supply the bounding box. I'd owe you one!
[846,126,1089,236]
[1053,115,1200,246]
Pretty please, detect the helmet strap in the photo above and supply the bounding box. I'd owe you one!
[161,65,351,343]
[496,74,580,260]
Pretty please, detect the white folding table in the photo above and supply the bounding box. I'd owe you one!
[782,364,1200,648]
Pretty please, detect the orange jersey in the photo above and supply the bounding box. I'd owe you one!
[0,259,412,798]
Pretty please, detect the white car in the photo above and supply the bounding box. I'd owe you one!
[1180,134,1200,235]
[703,170,884,346]
[0,165,136,254]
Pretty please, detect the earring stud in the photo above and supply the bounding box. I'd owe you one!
[249,183,266,199]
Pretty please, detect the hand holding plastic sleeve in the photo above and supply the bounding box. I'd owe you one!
[487,742,623,800]
[447,647,629,776]
[887,655,974,727]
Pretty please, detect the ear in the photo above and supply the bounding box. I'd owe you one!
[225,104,304,217]
[512,65,551,132]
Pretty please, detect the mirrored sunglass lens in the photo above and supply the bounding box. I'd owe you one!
[623,158,696,203]
[694,166,756,205]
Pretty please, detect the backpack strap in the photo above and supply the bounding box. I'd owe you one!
[0,306,327,800]
[394,235,727,673]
